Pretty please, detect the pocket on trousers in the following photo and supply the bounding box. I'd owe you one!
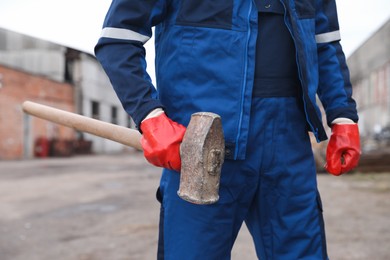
[156,187,163,204]
[316,190,329,258]
[316,191,324,212]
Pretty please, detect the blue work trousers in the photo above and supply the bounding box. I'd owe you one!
[157,97,328,259]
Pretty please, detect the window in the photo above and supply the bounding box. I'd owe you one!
[91,101,100,119]
[111,106,118,124]
[64,48,80,83]
[127,116,136,129]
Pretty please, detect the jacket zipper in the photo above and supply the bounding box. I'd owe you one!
[280,0,319,140]
[235,0,254,158]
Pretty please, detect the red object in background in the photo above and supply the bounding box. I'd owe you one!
[50,139,74,157]
[34,137,50,158]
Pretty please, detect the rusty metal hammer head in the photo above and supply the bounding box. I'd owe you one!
[178,112,225,205]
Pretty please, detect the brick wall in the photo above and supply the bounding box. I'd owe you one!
[0,65,74,160]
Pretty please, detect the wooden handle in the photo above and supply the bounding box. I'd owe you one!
[22,101,143,150]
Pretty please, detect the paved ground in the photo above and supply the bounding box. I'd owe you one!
[0,151,389,260]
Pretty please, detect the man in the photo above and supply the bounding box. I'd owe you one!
[95,0,360,259]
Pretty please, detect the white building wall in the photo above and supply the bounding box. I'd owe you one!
[353,62,390,136]
[0,28,65,82]
[77,54,132,154]
[347,18,390,138]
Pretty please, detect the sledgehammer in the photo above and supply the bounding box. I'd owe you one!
[22,101,225,204]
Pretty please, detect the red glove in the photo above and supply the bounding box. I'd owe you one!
[325,124,361,176]
[140,113,186,171]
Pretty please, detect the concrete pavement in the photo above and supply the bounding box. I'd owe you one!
[0,151,389,259]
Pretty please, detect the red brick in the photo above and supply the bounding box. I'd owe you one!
[0,65,75,160]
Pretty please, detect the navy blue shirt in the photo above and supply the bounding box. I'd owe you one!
[256,0,285,14]
[253,0,300,97]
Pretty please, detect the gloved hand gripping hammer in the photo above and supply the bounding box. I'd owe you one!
[22,101,225,205]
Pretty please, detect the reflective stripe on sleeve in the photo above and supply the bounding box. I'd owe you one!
[100,27,150,44]
[315,30,341,44]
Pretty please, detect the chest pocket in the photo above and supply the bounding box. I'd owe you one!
[294,0,315,19]
[176,0,233,29]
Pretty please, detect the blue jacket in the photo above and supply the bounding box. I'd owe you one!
[95,0,358,160]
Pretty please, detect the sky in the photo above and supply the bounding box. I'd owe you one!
[0,0,389,60]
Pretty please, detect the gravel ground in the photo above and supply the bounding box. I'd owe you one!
[0,151,389,260]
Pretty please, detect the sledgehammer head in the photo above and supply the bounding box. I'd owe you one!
[178,112,225,205]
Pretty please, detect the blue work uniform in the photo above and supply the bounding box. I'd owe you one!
[95,0,356,259]
[155,1,327,259]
